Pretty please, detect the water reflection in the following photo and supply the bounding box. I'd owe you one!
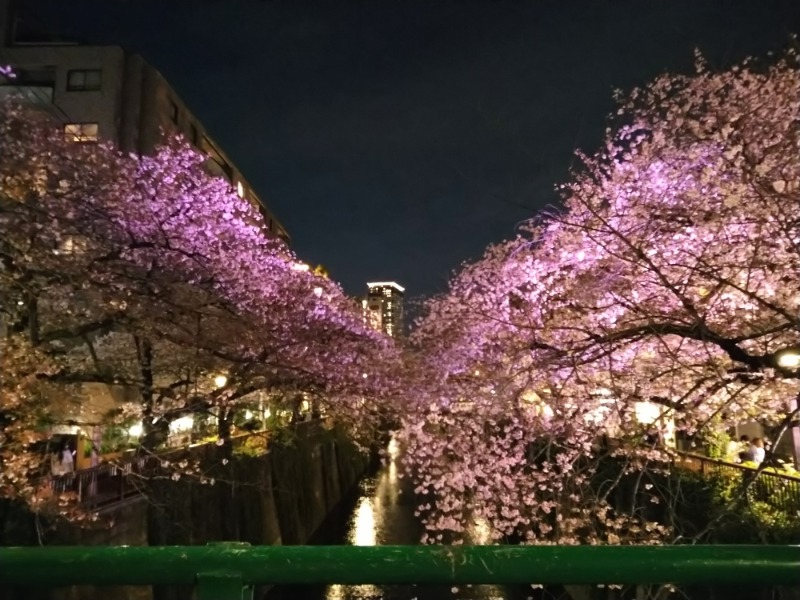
[269,441,525,600]
[339,495,382,599]
[318,445,413,600]
[469,517,493,545]
[352,498,376,546]
[327,580,383,600]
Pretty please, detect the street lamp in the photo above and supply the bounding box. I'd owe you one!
[773,346,800,470]
[775,347,800,371]
[214,374,228,389]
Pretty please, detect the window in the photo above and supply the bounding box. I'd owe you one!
[200,137,233,182]
[189,123,199,146]
[236,181,245,198]
[15,67,57,86]
[8,67,56,101]
[64,122,99,142]
[66,69,102,91]
[223,162,233,181]
[168,99,179,124]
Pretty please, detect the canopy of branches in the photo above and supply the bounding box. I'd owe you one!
[403,50,800,544]
[0,99,402,516]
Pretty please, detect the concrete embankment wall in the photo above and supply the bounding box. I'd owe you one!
[0,423,373,600]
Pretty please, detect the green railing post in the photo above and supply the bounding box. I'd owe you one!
[196,542,253,600]
[196,572,252,600]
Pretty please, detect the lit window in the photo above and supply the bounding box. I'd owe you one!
[64,123,99,142]
[66,69,102,91]
[236,181,245,197]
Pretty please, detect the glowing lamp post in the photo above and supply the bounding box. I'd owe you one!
[773,347,800,470]
[776,348,800,371]
[214,374,228,389]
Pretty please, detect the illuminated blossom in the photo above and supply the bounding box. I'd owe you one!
[402,50,800,543]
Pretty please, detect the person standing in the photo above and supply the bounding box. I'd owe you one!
[50,450,63,475]
[60,442,75,473]
[751,438,766,464]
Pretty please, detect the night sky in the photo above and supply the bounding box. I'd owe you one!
[21,1,800,304]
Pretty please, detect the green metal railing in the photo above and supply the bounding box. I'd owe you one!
[1,545,798,599]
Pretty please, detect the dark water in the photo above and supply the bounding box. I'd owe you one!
[263,448,797,600]
[267,446,527,600]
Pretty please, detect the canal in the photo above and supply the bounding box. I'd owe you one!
[267,442,527,600]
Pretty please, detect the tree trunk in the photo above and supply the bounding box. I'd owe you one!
[217,406,231,439]
[136,336,161,450]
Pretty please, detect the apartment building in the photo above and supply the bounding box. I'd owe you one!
[364,281,405,338]
[0,0,289,243]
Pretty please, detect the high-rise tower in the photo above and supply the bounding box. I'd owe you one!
[363,281,404,338]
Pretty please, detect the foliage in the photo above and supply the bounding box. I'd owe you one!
[672,470,800,544]
[0,94,402,519]
[401,49,800,543]
[703,429,731,461]
[98,424,137,455]
[232,433,269,458]
[0,338,61,514]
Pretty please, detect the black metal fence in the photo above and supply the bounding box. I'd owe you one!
[675,452,800,513]
[39,435,800,515]
[38,429,271,510]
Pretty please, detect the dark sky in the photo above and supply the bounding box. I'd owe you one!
[21,0,800,303]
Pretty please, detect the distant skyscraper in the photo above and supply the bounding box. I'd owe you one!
[363,281,404,338]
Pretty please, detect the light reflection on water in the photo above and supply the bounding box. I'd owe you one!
[321,449,406,600]
[337,494,382,599]
[352,498,377,546]
[318,447,517,600]
[268,441,524,600]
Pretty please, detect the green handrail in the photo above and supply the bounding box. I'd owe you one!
[1,545,798,589]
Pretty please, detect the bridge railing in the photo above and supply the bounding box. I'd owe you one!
[1,545,798,600]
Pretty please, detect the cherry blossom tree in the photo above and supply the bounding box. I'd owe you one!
[402,49,800,544]
[1,96,401,517]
